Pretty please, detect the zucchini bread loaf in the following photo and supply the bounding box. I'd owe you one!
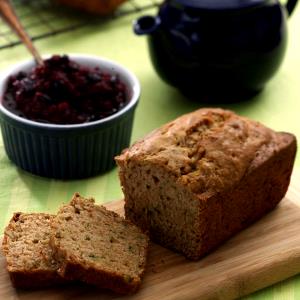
[50,193,149,294]
[116,108,297,260]
[2,213,64,288]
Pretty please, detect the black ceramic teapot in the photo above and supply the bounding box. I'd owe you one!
[134,0,298,100]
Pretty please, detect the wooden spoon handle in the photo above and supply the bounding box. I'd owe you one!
[0,0,43,65]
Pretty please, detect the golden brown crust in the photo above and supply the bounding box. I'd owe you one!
[58,259,143,294]
[55,0,127,15]
[117,108,285,197]
[7,270,65,289]
[50,193,149,294]
[116,108,297,260]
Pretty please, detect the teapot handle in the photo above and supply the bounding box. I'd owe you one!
[285,0,298,16]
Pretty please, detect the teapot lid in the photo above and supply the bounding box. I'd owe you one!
[173,0,267,10]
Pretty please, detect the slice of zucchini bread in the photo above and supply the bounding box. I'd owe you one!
[50,193,149,294]
[2,213,64,288]
[115,108,297,260]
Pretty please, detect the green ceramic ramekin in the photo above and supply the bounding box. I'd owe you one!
[0,54,140,179]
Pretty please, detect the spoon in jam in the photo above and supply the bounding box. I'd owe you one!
[0,0,43,65]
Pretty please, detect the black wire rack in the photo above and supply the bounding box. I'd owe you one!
[0,0,161,50]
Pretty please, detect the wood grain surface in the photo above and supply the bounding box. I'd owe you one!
[1,172,300,300]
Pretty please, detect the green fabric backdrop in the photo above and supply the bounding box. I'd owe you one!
[0,2,299,299]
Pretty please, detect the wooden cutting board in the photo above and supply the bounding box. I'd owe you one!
[1,172,300,300]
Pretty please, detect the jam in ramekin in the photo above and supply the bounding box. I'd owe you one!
[3,55,128,124]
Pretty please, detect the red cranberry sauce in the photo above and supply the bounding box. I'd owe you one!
[3,55,128,124]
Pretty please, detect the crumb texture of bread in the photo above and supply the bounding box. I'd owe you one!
[115,108,297,260]
[55,0,127,15]
[50,193,149,294]
[2,213,64,288]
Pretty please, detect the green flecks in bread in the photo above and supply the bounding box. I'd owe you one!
[2,213,65,288]
[50,193,149,294]
[116,108,297,260]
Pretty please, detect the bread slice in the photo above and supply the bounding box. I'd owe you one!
[50,193,149,294]
[116,108,297,260]
[2,213,65,288]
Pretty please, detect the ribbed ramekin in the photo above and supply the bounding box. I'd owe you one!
[0,54,140,179]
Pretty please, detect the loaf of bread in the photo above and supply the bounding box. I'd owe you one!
[50,193,149,294]
[1,213,65,288]
[55,0,127,15]
[116,108,297,260]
